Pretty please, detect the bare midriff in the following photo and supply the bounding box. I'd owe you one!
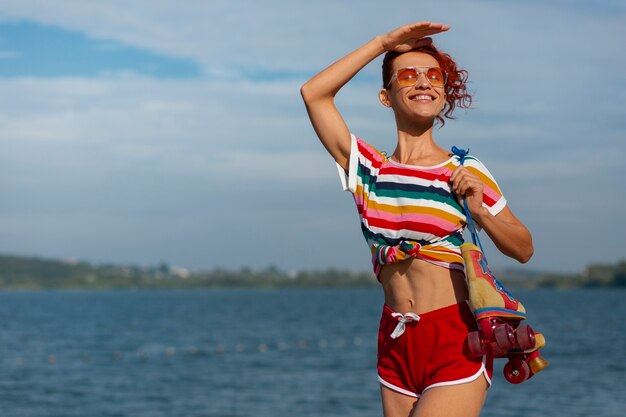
[379,257,468,315]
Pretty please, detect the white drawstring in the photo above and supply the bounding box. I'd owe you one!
[390,312,421,339]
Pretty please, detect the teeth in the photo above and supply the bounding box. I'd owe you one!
[412,95,433,101]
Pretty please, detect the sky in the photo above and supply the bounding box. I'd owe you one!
[0,0,624,274]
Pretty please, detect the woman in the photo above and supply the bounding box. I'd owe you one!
[300,22,533,417]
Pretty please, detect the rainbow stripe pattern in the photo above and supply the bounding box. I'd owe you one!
[338,135,507,280]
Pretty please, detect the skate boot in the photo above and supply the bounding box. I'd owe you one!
[462,243,548,384]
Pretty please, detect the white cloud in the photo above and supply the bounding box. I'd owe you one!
[0,1,624,271]
[0,74,343,269]
[0,50,20,59]
[0,1,619,77]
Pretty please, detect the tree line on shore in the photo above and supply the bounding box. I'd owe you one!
[0,254,624,290]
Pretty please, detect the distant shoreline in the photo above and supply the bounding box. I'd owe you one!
[1,254,624,291]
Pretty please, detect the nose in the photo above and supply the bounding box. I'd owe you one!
[415,71,431,88]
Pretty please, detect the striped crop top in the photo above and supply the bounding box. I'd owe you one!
[337,134,507,280]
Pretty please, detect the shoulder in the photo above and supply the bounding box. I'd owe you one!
[450,151,492,172]
[352,134,387,166]
[452,152,502,185]
[462,155,489,170]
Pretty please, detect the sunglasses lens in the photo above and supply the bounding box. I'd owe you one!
[393,67,446,87]
[396,68,419,86]
[426,68,445,86]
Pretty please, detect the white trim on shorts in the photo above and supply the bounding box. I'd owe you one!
[422,358,492,394]
[379,354,492,398]
[378,375,421,398]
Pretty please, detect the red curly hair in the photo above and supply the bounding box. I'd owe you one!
[382,43,471,126]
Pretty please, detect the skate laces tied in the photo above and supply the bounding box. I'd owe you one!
[390,312,421,339]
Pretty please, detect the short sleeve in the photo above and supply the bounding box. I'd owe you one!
[336,134,386,194]
[463,156,507,216]
[336,134,359,192]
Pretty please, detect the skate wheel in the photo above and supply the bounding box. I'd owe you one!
[494,323,516,350]
[467,331,484,357]
[516,324,536,351]
[491,345,507,358]
[504,359,530,384]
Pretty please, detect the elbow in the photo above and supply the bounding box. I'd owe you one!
[300,82,314,104]
[299,83,308,100]
[516,244,534,264]
[514,228,534,264]
[300,81,334,105]
[517,250,533,264]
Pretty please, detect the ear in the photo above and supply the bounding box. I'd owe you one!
[378,89,392,108]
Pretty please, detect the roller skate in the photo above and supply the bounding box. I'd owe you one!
[461,243,549,384]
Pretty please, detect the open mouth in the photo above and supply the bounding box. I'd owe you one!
[409,94,435,102]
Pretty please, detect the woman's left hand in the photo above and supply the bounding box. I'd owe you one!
[450,166,485,218]
[451,167,534,264]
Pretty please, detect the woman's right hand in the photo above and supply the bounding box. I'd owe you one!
[379,22,450,52]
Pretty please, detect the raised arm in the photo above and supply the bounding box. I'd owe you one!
[300,22,450,170]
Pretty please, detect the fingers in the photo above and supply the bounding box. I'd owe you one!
[404,21,451,36]
[450,167,483,197]
[381,22,450,52]
[451,167,485,217]
[390,22,450,40]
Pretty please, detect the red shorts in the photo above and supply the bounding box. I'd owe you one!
[377,302,493,398]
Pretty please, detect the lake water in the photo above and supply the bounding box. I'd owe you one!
[0,288,624,417]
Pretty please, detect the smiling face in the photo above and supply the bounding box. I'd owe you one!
[379,51,447,126]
